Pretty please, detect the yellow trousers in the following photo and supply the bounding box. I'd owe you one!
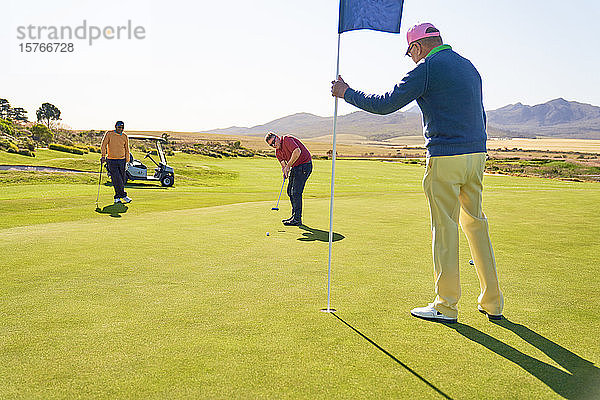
[422,153,503,318]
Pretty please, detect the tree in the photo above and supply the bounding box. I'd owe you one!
[30,124,54,145]
[36,103,61,128]
[11,107,28,122]
[86,130,98,145]
[0,99,10,120]
[0,99,29,122]
[0,118,14,137]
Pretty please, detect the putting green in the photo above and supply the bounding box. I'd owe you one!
[1,154,599,399]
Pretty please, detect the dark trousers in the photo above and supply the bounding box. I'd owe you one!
[287,162,312,221]
[106,158,128,199]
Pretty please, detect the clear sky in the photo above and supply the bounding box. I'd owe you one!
[1,0,599,131]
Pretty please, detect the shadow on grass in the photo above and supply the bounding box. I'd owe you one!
[446,319,600,399]
[297,225,345,242]
[331,313,453,400]
[104,181,167,189]
[95,203,128,218]
[125,182,168,189]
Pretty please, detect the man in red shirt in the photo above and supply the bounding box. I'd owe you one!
[265,131,312,226]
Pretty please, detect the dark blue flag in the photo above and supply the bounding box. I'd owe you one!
[338,0,404,34]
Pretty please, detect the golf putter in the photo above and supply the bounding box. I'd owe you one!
[271,177,286,211]
[95,161,103,209]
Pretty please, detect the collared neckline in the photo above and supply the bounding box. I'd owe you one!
[426,44,452,58]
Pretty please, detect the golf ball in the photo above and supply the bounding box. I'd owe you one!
[266,232,270,236]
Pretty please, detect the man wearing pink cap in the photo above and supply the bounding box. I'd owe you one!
[331,23,503,323]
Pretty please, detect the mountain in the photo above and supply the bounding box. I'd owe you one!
[486,98,600,138]
[206,113,330,137]
[203,99,600,141]
[488,98,600,125]
[206,111,423,141]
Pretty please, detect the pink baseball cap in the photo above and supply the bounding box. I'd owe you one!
[405,23,441,55]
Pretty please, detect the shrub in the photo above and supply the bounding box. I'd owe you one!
[30,124,54,144]
[0,118,14,136]
[49,143,85,155]
[22,138,36,151]
[72,144,89,154]
[0,138,15,151]
[6,142,19,153]
[17,149,35,157]
[88,146,101,153]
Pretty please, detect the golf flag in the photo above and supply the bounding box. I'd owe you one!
[324,0,404,313]
[338,0,404,34]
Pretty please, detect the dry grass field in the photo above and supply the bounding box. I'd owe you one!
[487,138,600,153]
[129,131,600,162]
[129,130,413,157]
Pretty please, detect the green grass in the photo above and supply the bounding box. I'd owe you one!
[1,151,599,399]
[487,157,600,181]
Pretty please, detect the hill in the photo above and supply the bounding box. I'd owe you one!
[205,111,423,141]
[203,99,600,140]
[486,98,600,139]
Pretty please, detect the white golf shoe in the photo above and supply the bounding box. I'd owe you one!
[114,198,121,204]
[410,303,457,323]
[122,196,132,203]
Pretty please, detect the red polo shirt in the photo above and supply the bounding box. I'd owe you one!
[275,136,312,168]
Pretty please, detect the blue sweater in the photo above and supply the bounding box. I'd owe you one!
[344,46,487,157]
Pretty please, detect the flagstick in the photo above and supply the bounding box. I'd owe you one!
[321,33,341,314]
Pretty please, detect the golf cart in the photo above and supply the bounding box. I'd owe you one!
[124,135,175,187]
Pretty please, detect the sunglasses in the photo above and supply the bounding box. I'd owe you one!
[406,42,420,57]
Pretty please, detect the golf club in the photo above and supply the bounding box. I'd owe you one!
[95,160,103,209]
[271,177,286,211]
